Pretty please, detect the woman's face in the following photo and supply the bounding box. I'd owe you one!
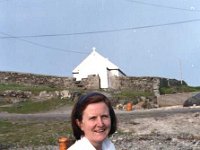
[77,102,111,145]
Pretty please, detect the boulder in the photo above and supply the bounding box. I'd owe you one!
[183,93,200,107]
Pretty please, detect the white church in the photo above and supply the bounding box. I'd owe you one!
[72,48,126,89]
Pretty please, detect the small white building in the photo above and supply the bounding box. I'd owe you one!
[72,48,126,88]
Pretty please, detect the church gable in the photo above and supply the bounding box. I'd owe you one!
[72,48,126,88]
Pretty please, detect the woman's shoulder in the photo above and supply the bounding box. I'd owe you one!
[102,138,116,150]
[67,137,96,150]
[68,137,116,150]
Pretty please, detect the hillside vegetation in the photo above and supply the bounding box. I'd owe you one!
[160,85,200,94]
[0,83,73,113]
[0,82,200,114]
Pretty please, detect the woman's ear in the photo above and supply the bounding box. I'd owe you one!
[76,119,83,130]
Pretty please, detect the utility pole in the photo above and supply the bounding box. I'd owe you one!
[179,59,183,85]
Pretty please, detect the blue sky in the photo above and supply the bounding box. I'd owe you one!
[0,0,200,86]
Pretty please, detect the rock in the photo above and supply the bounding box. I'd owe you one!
[183,93,200,107]
[60,90,71,99]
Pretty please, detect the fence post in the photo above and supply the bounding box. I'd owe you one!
[58,136,69,150]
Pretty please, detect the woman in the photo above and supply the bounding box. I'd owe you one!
[68,92,117,150]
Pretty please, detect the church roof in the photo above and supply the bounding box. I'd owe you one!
[72,48,121,73]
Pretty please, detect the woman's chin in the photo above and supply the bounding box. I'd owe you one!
[94,134,108,142]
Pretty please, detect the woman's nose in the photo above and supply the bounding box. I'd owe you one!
[97,118,104,126]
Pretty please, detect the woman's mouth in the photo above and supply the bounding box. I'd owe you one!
[95,128,106,133]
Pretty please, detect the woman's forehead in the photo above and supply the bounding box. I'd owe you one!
[83,102,109,115]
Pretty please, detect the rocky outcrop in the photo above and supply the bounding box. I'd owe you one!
[0,90,73,103]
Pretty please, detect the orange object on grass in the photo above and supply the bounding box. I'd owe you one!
[126,102,133,111]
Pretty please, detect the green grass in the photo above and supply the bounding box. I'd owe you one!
[0,82,74,113]
[0,82,75,148]
[0,98,73,114]
[114,90,154,104]
[115,90,153,98]
[0,83,60,94]
[160,85,200,94]
[0,120,72,148]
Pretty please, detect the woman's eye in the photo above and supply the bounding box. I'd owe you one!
[102,115,109,119]
[89,117,96,120]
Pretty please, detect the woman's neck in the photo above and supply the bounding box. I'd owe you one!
[92,142,103,150]
[95,145,102,150]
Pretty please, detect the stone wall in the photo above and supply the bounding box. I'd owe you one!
[0,71,184,96]
[109,76,159,92]
[0,71,69,88]
[0,71,100,90]
[109,76,184,96]
[81,75,100,90]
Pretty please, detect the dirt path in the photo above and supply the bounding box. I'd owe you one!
[1,105,200,121]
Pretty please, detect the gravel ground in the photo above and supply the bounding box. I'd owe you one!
[4,106,200,150]
[112,109,200,150]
